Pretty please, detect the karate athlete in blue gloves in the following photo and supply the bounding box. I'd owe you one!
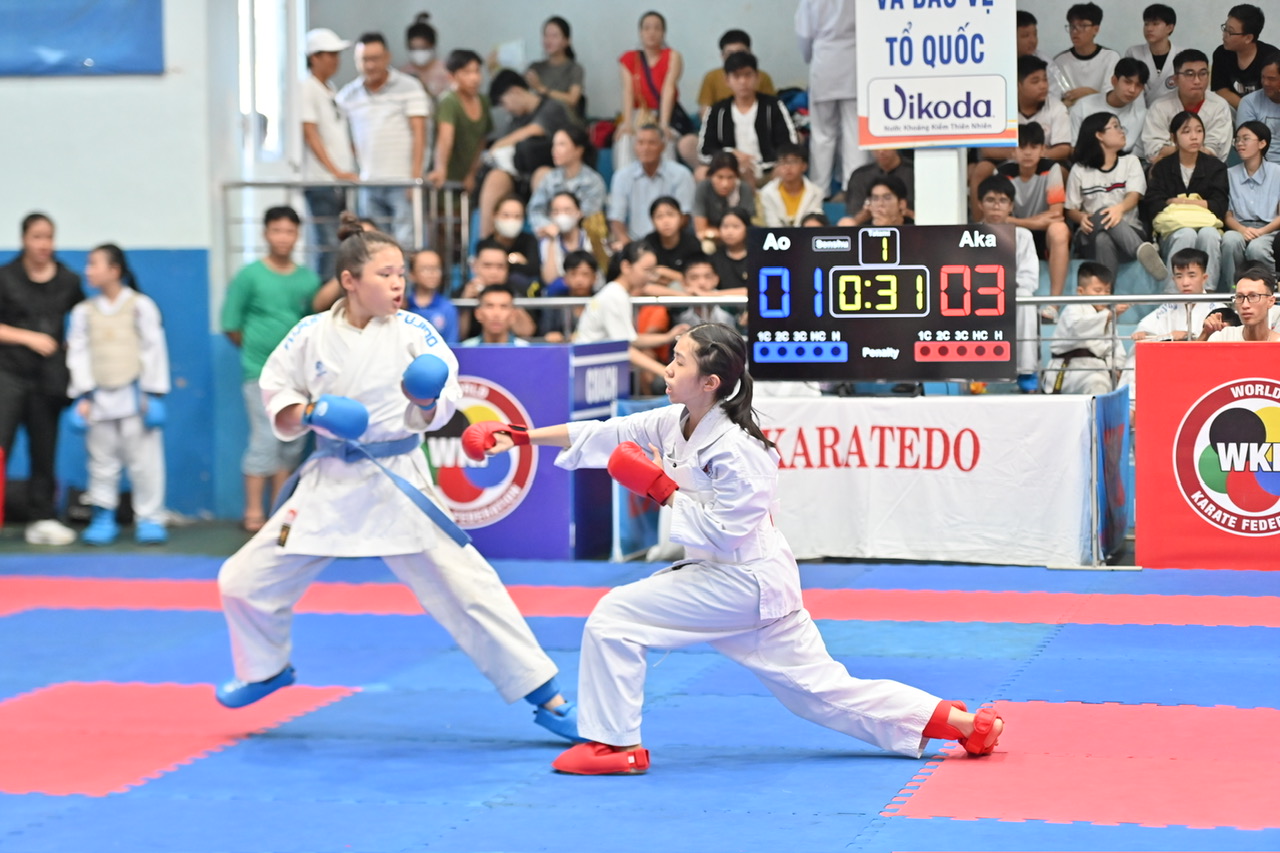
[215,212,580,742]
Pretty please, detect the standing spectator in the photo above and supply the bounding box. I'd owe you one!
[0,213,82,545]
[1124,4,1181,105]
[1069,59,1149,157]
[1222,122,1280,289]
[996,123,1071,319]
[460,285,530,347]
[795,0,865,198]
[301,28,357,283]
[1237,54,1280,162]
[843,149,915,226]
[1212,5,1277,110]
[66,245,170,545]
[399,13,451,100]
[338,33,429,248]
[642,196,703,288]
[1052,3,1121,108]
[608,124,696,246]
[404,249,458,344]
[695,52,797,185]
[527,126,607,234]
[613,11,696,173]
[693,151,757,242]
[1141,50,1232,165]
[759,143,824,227]
[220,206,321,533]
[526,16,585,121]
[426,50,492,194]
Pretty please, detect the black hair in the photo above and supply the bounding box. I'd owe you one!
[91,243,140,292]
[264,206,301,227]
[1016,11,1037,27]
[335,211,401,283]
[683,253,716,273]
[550,190,583,211]
[1237,119,1273,155]
[1172,48,1209,72]
[724,51,758,76]
[1143,4,1176,26]
[606,240,656,281]
[1169,110,1205,141]
[555,122,591,153]
[1073,112,1117,169]
[775,141,808,163]
[1170,247,1209,272]
[357,32,387,48]
[1077,260,1115,287]
[639,10,666,31]
[719,206,752,231]
[21,212,52,238]
[409,247,448,282]
[1018,120,1046,147]
[445,49,483,74]
[1237,263,1277,292]
[406,13,436,46]
[1112,57,1150,84]
[562,249,598,274]
[1228,4,1264,39]
[489,68,529,102]
[1066,3,1102,26]
[868,174,909,201]
[707,150,741,177]
[719,29,751,50]
[977,175,1017,202]
[477,283,515,302]
[800,213,830,226]
[1018,54,1048,83]
[1208,306,1242,326]
[686,324,774,450]
[492,192,525,217]
[648,195,682,220]
[475,239,512,262]
[544,16,576,61]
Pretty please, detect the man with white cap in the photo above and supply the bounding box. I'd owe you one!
[302,28,358,281]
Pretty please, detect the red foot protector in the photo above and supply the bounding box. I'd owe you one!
[887,701,1280,829]
[0,682,355,796]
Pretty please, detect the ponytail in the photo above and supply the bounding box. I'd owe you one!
[545,16,575,61]
[687,323,774,450]
[91,243,141,292]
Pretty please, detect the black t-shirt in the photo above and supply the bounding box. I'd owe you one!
[642,231,703,275]
[0,256,83,393]
[1211,42,1279,98]
[477,234,542,290]
[711,248,748,291]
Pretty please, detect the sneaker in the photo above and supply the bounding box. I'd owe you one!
[1136,242,1168,281]
[24,519,77,546]
[82,507,119,546]
[135,520,168,545]
[215,665,296,708]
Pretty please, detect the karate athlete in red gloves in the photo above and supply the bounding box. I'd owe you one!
[215,213,580,743]
[464,323,1004,774]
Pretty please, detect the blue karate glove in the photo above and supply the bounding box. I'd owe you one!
[303,394,368,440]
[142,395,166,430]
[402,354,449,412]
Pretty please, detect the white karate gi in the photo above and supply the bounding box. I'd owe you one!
[1041,303,1126,395]
[1012,226,1041,376]
[555,403,940,754]
[218,300,557,702]
[1118,299,1219,407]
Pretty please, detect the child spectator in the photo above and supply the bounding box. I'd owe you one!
[539,191,604,286]
[527,125,607,234]
[710,207,751,293]
[404,249,458,344]
[460,285,529,346]
[1236,54,1280,164]
[843,149,915,227]
[458,243,534,341]
[1200,265,1279,340]
[480,195,541,292]
[1222,121,1280,289]
[399,13,450,99]
[996,122,1070,318]
[1042,262,1129,394]
[541,250,599,342]
[1069,58,1149,156]
[525,16,586,120]
[221,206,321,532]
[426,50,492,194]
[1016,56,1073,160]
[1142,50,1233,165]
[1212,4,1277,110]
[1017,11,1054,64]
[672,255,739,329]
[864,175,912,227]
[759,143,824,227]
[642,196,703,287]
[977,176,1042,390]
[693,152,757,244]
[1053,3,1121,108]
[801,213,830,227]
[695,51,797,185]
[1124,4,1181,104]
[67,245,170,545]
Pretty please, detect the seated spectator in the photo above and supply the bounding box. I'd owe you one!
[458,243,536,340]
[400,13,450,99]
[1065,112,1165,279]
[541,249,599,342]
[1223,121,1280,289]
[1142,50,1232,164]
[1042,262,1129,394]
[1199,265,1279,340]
[1052,3,1121,108]
[801,213,829,227]
[613,11,697,173]
[460,285,530,346]
[527,125,607,234]
[476,70,574,238]
[977,176,1042,389]
[1124,4,1181,104]
[673,255,739,329]
[608,123,696,247]
[710,207,751,293]
[1236,54,1280,163]
[525,16,585,120]
[695,29,777,115]
[1212,4,1277,110]
[426,50,492,194]
[539,191,604,285]
[995,122,1070,318]
[1142,111,1229,292]
[695,51,797,184]
[1069,58,1149,156]
[642,196,703,287]
[479,195,540,293]
[1017,10,1055,64]
[843,148,915,226]
[693,151,757,243]
[864,175,913,227]
[759,143,824,227]
[404,249,458,344]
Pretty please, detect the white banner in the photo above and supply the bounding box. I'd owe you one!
[756,396,1095,566]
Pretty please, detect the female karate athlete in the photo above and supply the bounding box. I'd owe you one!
[463,323,1003,774]
[214,213,579,742]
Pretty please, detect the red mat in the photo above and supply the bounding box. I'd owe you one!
[0,682,355,796]
[1,577,1277,627]
[886,701,1280,829]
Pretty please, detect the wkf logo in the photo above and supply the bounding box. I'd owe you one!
[426,376,537,528]
[1174,378,1280,536]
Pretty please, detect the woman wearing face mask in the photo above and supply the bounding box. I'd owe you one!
[401,13,450,100]
[539,192,604,285]
[527,126,606,237]
[481,195,541,292]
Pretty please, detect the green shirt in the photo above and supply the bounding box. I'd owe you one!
[436,91,494,182]
[221,260,320,381]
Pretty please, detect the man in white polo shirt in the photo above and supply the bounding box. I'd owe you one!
[301,28,357,280]
[337,32,429,247]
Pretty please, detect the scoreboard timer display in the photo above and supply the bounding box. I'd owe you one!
[747,224,1017,382]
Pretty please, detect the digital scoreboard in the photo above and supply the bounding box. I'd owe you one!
[747,224,1017,381]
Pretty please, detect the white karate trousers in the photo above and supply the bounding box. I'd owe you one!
[85,416,165,524]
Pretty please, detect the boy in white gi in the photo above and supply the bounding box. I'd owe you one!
[1042,262,1129,395]
[464,324,1005,774]
[215,213,580,743]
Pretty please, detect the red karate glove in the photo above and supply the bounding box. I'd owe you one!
[607,441,678,506]
[462,421,530,461]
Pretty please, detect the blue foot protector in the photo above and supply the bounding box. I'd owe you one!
[135,520,168,545]
[82,507,119,546]
[534,700,587,743]
[215,664,296,708]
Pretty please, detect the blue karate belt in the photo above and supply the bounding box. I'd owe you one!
[271,434,471,547]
